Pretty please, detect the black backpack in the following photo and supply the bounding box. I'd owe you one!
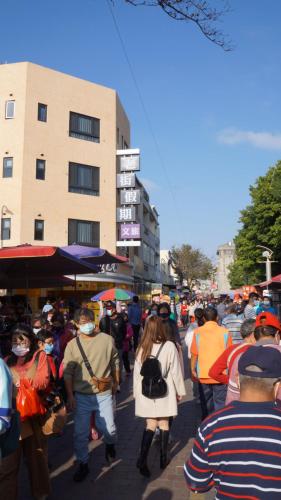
[140,344,168,399]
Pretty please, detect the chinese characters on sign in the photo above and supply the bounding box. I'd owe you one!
[120,224,141,240]
[120,156,140,172]
[116,173,136,188]
[116,207,136,222]
[120,189,140,205]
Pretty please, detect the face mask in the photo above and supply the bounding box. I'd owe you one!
[33,328,41,335]
[254,300,259,306]
[106,310,112,317]
[151,310,157,316]
[44,343,54,355]
[80,322,95,335]
[159,313,169,320]
[264,300,270,306]
[12,345,30,357]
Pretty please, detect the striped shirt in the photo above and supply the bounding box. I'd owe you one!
[222,314,244,344]
[184,401,281,499]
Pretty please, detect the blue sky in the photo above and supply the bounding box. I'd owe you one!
[1,0,281,260]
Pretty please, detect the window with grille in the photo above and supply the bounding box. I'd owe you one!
[69,162,99,196]
[69,112,100,142]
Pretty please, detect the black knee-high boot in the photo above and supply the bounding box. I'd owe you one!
[136,429,154,477]
[160,429,170,469]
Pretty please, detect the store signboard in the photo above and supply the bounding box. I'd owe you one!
[120,224,140,239]
[116,207,136,222]
[116,173,136,188]
[116,240,141,247]
[120,156,140,172]
[120,189,140,205]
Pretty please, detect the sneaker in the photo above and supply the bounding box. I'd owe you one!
[105,444,116,464]
[73,462,89,482]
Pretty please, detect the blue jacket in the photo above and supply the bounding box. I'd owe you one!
[128,303,142,326]
[0,358,13,435]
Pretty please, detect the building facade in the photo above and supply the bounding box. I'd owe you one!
[0,62,160,289]
[216,241,235,294]
[160,249,178,287]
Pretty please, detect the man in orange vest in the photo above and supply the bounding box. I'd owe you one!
[190,307,232,419]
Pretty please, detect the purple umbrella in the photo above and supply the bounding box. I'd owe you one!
[62,245,128,265]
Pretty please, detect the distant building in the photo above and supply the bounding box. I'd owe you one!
[160,250,178,287]
[216,242,235,293]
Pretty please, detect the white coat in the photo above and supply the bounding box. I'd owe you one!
[133,341,186,418]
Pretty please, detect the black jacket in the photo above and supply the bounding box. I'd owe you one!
[99,314,126,350]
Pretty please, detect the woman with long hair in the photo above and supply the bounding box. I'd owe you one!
[0,324,50,500]
[133,316,186,477]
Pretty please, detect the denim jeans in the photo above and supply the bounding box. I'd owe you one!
[74,392,117,464]
[198,383,227,420]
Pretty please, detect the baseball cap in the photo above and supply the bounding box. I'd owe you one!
[256,311,281,331]
[238,346,281,379]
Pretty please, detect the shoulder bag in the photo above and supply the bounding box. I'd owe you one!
[76,338,112,393]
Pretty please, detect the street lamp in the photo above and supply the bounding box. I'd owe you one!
[257,245,276,283]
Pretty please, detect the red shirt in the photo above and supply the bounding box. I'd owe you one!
[209,342,250,384]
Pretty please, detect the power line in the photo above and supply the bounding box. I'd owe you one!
[106,0,178,206]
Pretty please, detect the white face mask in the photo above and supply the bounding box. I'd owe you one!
[33,328,41,335]
[106,310,112,317]
[12,345,30,357]
[79,322,95,335]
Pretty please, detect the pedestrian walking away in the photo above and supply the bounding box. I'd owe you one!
[133,316,186,477]
[63,308,120,482]
[190,307,232,419]
[128,295,142,351]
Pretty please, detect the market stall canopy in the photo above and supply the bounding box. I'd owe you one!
[0,275,74,289]
[61,245,128,265]
[91,288,135,302]
[0,245,98,288]
[258,274,281,288]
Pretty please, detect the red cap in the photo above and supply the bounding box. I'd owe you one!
[256,311,281,331]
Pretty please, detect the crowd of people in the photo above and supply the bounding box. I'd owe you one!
[0,291,281,499]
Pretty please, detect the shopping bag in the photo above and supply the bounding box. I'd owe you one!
[16,379,46,421]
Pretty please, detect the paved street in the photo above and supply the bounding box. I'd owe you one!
[20,343,213,500]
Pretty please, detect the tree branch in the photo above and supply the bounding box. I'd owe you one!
[122,0,233,51]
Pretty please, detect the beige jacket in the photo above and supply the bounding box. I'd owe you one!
[133,341,186,418]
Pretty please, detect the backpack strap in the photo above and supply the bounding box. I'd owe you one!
[155,343,165,359]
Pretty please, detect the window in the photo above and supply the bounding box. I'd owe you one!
[5,101,15,119]
[1,218,11,240]
[3,157,13,178]
[34,220,44,240]
[36,159,46,180]
[69,162,99,196]
[68,219,100,247]
[38,103,47,122]
[69,112,100,142]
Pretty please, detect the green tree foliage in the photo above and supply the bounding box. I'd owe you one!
[229,161,281,288]
[170,244,213,287]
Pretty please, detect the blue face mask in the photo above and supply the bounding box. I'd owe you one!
[80,322,95,335]
[151,310,157,316]
[44,343,54,355]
